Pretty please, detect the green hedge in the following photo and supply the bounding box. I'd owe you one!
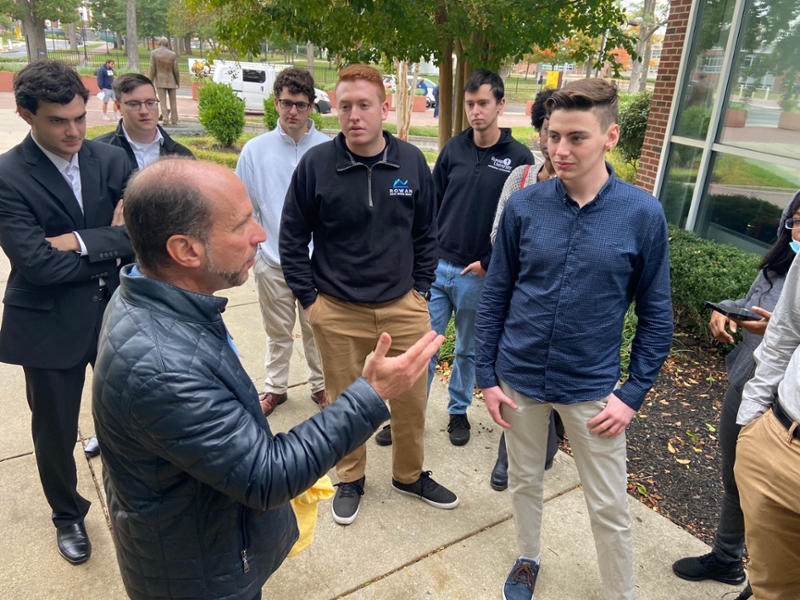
[198,82,245,148]
[668,225,761,335]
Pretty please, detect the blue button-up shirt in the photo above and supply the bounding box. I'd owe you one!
[475,167,673,411]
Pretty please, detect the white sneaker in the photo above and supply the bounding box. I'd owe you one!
[102,114,109,120]
[112,112,119,120]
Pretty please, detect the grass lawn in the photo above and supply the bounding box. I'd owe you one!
[712,155,798,189]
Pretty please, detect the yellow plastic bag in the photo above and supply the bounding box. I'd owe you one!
[287,475,335,557]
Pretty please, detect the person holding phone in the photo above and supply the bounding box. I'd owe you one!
[672,190,800,599]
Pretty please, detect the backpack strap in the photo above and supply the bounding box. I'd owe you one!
[519,164,533,189]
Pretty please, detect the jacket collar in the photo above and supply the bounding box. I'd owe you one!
[119,264,228,323]
[333,130,400,171]
[22,133,101,228]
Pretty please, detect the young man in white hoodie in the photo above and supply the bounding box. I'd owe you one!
[236,67,330,416]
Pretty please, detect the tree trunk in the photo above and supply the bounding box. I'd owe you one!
[394,59,417,142]
[19,0,47,61]
[68,22,78,52]
[638,41,652,91]
[306,41,314,78]
[452,41,465,136]
[437,48,454,151]
[185,34,192,56]
[126,0,140,71]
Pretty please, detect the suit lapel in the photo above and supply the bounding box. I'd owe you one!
[24,136,86,229]
[79,144,101,228]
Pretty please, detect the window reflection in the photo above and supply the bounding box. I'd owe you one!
[660,144,704,227]
[718,0,800,159]
[672,0,738,140]
[695,152,800,253]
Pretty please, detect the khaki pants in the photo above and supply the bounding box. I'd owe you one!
[157,87,178,124]
[501,381,635,600]
[735,409,800,600]
[253,255,323,394]
[310,290,430,484]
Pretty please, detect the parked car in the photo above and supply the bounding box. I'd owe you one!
[382,74,437,107]
[211,60,331,114]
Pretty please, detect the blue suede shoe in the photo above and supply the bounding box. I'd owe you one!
[503,558,539,600]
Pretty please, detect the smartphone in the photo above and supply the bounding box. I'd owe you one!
[705,301,762,322]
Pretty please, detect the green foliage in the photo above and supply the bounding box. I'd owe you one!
[668,225,761,335]
[619,307,638,379]
[675,106,711,141]
[616,90,651,164]
[438,317,456,366]
[198,82,245,147]
[606,148,637,184]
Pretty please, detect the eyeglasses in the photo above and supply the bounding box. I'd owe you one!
[277,99,312,112]
[122,100,159,110]
[785,218,800,230]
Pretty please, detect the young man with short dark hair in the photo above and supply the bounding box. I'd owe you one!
[423,69,533,447]
[281,64,458,526]
[95,73,194,169]
[476,79,673,600]
[236,67,329,416]
[0,59,133,565]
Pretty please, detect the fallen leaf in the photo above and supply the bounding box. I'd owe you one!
[705,423,716,432]
[667,442,676,453]
[676,458,690,465]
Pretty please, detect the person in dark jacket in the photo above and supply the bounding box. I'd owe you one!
[95,73,194,169]
[92,158,443,600]
[426,69,533,447]
[97,59,116,120]
[280,64,458,527]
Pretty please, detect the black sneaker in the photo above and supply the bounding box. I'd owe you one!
[734,583,752,600]
[447,413,471,446]
[672,552,746,585]
[375,424,392,446]
[391,471,459,509]
[331,476,365,525]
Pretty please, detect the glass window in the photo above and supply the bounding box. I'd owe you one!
[672,0,738,140]
[242,69,266,83]
[694,152,800,253]
[659,143,705,228]
[717,0,800,161]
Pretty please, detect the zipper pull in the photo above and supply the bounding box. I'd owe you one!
[241,549,250,573]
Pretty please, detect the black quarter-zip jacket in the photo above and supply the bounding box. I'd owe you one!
[281,131,438,307]
[433,127,533,270]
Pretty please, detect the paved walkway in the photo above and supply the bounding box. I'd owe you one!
[0,108,748,600]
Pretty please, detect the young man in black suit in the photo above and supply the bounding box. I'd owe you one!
[0,60,134,565]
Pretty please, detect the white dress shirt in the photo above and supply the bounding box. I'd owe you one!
[739,255,800,425]
[123,124,163,168]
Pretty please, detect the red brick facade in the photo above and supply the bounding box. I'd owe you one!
[635,0,694,193]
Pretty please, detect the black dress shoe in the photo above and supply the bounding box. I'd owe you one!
[57,522,92,565]
[490,456,508,491]
[83,435,100,458]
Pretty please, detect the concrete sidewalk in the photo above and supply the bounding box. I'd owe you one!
[0,112,747,600]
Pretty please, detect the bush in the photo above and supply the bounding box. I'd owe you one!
[198,82,245,147]
[668,225,761,335]
[675,105,711,143]
[616,90,651,164]
[263,94,323,132]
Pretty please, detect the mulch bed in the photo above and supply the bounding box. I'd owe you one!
[623,328,730,545]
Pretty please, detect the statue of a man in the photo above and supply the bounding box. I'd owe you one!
[149,37,180,125]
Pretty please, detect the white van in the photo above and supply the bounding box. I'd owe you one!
[211,60,331,114]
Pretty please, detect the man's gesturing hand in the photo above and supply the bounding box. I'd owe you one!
[481,386,518,429]
[362,331,444,401]
[587,393,636,438]
[111,199,125,226]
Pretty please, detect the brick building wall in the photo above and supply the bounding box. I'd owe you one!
[635,0,694,194]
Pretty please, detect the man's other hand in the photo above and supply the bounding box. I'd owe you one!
[461,260,486,276]
[481,386,518,429]
[587,393,636,438]
[304,303,315,321]
[362,331,444,401]
[709,310,735,344]
[111,199,125,226]
[45,233,80,252]
[734,306,772,337]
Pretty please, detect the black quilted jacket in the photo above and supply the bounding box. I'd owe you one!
[92,266,390,600]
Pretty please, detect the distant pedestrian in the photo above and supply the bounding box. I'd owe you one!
[433,84,440,118]
[97,59,117,120]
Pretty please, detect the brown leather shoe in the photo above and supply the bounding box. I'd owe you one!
[311,389,329,410]
[259,392,287,416]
